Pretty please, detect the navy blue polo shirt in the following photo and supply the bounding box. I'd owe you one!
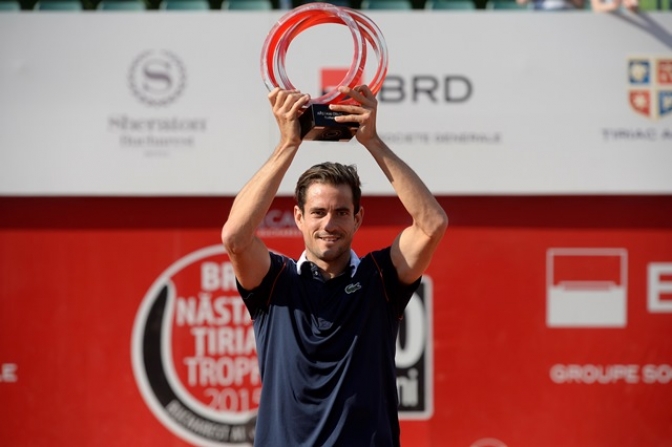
[237,247,420,447]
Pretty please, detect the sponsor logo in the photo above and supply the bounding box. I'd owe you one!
[546,254,672,386]
[129,50,187,107]
[319,68,497,146]
[601,127,672,142]
[550,363,672,385]
[648,263,672,313]
[321,68,349,96]
[255,209,301,238]
[546,248,627,328]
[397,278,433,419]
[107,50,207,156]
[320,68,474,103]
[381,75,473,104]
[628,56,672,120]
[132,245,258,446]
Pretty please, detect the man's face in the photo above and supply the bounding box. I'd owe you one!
[294,181,363,269]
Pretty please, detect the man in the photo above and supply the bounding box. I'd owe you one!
[221,85,448,446]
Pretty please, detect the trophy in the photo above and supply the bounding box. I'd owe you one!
[261,2,388,142]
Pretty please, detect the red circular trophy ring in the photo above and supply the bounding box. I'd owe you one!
[260,2,388,106]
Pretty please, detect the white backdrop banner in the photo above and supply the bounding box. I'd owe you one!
[0,12,671,195]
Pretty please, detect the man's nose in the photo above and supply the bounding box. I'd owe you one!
[323,212,338,230]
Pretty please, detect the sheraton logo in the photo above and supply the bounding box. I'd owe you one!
[129,50,187,107]
[110,50,207,155]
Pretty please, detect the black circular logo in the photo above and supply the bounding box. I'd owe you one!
[132,245,258,446]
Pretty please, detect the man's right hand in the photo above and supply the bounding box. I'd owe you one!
[268,87,310,148]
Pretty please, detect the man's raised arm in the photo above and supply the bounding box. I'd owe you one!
[331,85,448,285]
[221,88,309,290]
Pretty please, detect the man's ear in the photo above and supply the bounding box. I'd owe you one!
[294,205,303,227]
[354,206,364,231]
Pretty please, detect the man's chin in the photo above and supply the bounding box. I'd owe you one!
[316,245,345,261]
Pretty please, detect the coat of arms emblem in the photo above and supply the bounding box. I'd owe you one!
[628,57,672,120]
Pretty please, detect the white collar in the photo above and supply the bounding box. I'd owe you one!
[296,249,360,277]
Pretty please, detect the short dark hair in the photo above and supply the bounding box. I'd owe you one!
[295,162,362,213]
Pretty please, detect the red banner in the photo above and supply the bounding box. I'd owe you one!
[1,196,671,447]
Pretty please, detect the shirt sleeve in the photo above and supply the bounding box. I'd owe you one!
[236,252,287,319]
[372,247,422,319]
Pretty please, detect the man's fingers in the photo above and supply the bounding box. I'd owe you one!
[336,86,378,112]
[269,87,294,109]
[268,88,310,114]
[290,94,311,114]
[353,85,374,98]
[338,86,362,102]
[330,104,364,115]
[267,87,283,104]
[330,106,371,124]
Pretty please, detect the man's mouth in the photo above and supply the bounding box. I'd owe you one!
[318,234,340,242]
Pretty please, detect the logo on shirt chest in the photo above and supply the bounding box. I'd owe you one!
[345,282,362,294]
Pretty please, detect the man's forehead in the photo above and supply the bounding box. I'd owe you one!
[305,182,354,206]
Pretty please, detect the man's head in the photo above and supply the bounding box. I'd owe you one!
[294,162,363,274]
[295,162,362,214]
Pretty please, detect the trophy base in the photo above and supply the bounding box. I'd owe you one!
[299,104,359,142]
